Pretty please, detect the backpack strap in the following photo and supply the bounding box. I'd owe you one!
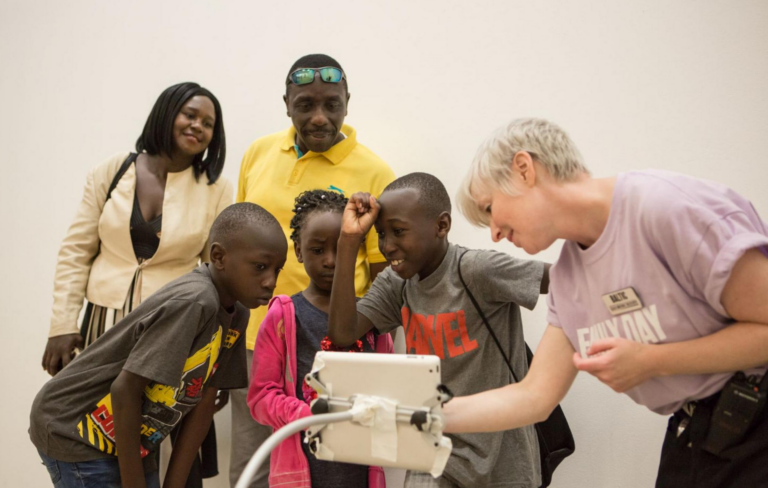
[105,153,138,204]
[457,250,520,383]
[86,153,139,270]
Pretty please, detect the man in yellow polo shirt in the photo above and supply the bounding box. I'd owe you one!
[230,53,395,487]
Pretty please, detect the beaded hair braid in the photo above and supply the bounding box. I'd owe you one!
[289,189,348,243]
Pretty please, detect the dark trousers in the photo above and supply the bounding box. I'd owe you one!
[656,394,768,488]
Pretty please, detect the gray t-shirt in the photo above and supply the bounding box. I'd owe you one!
[358,243,544,488]
[29,265,249,466]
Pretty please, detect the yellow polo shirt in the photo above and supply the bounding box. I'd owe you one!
[237,124,396,349]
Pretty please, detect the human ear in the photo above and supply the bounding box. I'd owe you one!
[436,212,452,238]
[512,151,537,188]
[210,243,226,270]
[283,94,290,117]
[345,92,351,116]
[294,241,304,264]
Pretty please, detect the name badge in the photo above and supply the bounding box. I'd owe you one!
[602,287,643,316]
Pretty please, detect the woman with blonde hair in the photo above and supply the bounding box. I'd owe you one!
[448,117,768,487]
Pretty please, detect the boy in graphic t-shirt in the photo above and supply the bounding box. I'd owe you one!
[29,203,287,488]
[327,173,550,488]
[446,118,768,488]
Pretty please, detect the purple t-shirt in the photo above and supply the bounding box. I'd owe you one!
[548,170,768,414]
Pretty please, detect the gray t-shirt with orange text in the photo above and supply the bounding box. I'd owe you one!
[359,243,544,488]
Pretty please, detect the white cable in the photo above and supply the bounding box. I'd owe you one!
[234,411,355,488]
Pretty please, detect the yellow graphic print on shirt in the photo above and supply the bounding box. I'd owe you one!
[225,328,240,349]
[76,326,223,457]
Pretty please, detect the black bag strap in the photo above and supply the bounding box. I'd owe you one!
[457,250,521,383]
[458,249,574,487]
[105,153,138,204]
[79,153,138,341]
[94,153,137,256]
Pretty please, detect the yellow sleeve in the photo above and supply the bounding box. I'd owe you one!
[365,163,397,263]
[201,178,234,263]
[236,145,252,204]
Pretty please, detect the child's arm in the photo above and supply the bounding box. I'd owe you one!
[110,370,152,488]
[328,193,379,347]
[248,303,312,429]
[200,180,233,263]
[163,387,218,488]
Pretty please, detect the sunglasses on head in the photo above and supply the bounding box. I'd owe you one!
[286,67,346,86]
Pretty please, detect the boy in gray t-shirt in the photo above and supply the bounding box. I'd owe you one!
[29,203,287,488]
[328,173,549,488]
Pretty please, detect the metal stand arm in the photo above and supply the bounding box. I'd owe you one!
[234,411,354,488]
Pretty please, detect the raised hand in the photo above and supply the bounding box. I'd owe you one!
[342,192,380,237]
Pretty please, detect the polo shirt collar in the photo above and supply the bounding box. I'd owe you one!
[281,124,357,165]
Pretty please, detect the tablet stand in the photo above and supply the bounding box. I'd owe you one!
[235,352,453,488]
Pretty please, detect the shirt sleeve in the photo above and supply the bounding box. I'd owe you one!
[201,179,234,263]
[123,299,209,387]
[236,146,253,204]
[248,298,312,428]
[648,201,768,318]
[546,287,562,328]
[49,153,129,337]
[463,250,544,311]
[208,306,250,390]
[357,268,405,334]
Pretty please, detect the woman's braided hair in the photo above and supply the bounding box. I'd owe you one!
[289,189,348,243]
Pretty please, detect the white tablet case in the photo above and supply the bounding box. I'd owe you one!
[305,352,452,474]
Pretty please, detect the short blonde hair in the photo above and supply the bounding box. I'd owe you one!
[458,118,589,227]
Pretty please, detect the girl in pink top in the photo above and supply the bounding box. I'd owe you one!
[248,190,391,488]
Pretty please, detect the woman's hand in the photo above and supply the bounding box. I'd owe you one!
[572,338,655,392]
[42,333,84,376]
[342,192,380,238]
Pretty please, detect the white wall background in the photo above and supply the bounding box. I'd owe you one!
[2,1,767,486]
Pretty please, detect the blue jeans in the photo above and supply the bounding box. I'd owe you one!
[38,450,160,488]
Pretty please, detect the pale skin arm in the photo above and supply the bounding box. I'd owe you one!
[443,324,578,433]
[573,249,768,392]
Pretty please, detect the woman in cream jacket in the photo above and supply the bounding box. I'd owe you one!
[42,82,233,375]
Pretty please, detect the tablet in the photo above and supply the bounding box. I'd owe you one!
[305,351,452,475]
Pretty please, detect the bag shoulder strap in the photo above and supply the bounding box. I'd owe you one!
[457,250,520,384]
[88,153,139,265]
[105,153,138,203]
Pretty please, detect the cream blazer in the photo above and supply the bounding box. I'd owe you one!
[49,152,233,337]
